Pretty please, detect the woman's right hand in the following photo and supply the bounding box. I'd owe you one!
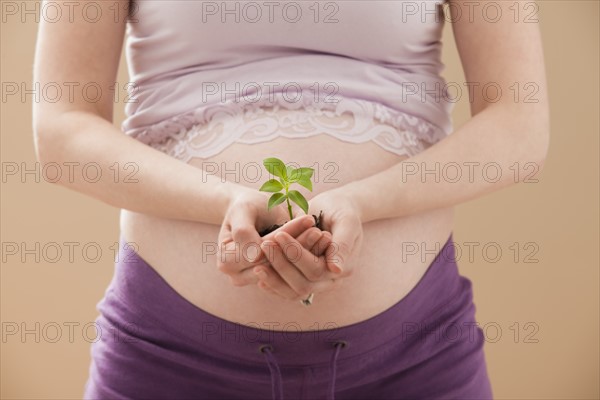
[216,186,321,287]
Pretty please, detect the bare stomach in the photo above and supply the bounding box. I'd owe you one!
[120,114,454,331]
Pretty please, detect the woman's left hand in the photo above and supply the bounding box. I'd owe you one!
[254,187,364,301]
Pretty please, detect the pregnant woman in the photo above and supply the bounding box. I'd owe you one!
[33,0,549,398]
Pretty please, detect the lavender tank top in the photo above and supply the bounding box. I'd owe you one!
[122,0,454,161]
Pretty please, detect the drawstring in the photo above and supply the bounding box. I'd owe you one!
[260,345,284,400]
[328,340,347,400]
[259,340,348,400]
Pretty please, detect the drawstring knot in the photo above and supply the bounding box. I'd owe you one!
[259,340,348,400]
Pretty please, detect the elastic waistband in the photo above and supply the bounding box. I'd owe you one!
[104,232,465,366]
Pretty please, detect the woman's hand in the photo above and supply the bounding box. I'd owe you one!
[216,186,318,287]
[254,187,364,301]
[305,187,364,276]
[253,227,340,301]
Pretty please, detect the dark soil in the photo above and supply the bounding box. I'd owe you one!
[258,210,324,237]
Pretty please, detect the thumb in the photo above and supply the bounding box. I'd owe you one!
[230,207,263,264]
[325,220,356,274]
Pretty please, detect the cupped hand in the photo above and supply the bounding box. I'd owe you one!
[216,186,323,287]
[253,227,340,301]
[254,187,364,301]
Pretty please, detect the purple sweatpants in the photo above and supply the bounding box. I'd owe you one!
[84,233,493,399]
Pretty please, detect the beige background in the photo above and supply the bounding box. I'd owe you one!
[1,1,598,399]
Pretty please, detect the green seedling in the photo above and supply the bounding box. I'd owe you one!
[259,157,314,220]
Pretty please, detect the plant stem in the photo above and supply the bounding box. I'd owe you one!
[284,187,293,220]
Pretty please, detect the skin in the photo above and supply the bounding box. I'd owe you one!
[220,0,551,300]
[33,1,549,316]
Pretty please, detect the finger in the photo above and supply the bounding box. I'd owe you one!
[253,271,282,297]
[226,263,263,287]
[250,214,315,266]
[217,220,233,245]
[237,219,322,276]
[260,240,311,299]
[254,275,289,301]
[261,239,332,298]
[273,231,333,282]
[254,265,340,300]
[263,214,315,241]
[312,231,333,257]
[230,207,263,264]
[257,280,280,297]
[295,227,324,255]
[253,263,302,301]
[217,239,241,274]
[326,218,359,274]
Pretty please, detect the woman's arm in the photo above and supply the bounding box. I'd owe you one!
[257,0,552,278]
[344,0,550,223]
[32,0,235,225]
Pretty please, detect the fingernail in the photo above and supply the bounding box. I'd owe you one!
[331,264,343,274]
[303,216,314,228]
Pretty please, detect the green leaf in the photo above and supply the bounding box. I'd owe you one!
[263,158,287,180]
[259,179,284,193]
[288,167,313,183]
[297,167,314,180]
[267,193,287,210]
[296,176,313,191]
[286,166,295,180]
[288,190,309,214]
[288,168,299,182]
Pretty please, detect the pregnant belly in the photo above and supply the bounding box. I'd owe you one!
[120,119,454,330]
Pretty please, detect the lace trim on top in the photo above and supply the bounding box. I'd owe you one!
[126,91,449,162]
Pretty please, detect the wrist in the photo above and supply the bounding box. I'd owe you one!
[337,181,370,223]
[216,181,247,222]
